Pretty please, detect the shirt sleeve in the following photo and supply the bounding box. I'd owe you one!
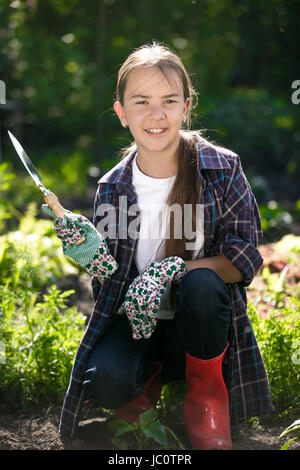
[212,155,264,287]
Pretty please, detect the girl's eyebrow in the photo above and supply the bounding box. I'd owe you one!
[129,93,180,100]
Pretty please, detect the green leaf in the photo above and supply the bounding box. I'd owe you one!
[143,422,167,445]
[108,418,134,434]
[279,419,300,438]
[281,437,296,450]
[139,408,158,429]
[115,423,137,438]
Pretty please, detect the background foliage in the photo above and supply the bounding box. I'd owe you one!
[0,0,300,210]
[0,0,299,436]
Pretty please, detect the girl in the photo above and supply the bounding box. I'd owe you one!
[58,42,274,449]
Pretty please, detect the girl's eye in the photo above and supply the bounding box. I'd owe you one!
[135,99,177,105]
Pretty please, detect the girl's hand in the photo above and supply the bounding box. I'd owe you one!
[119,256,187,340]
[41,205,118,282]
[177,256,242,284]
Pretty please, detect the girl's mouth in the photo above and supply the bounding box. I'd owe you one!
[145,128,167,135]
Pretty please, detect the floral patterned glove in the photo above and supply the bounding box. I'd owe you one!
[118,256,187,340]
[41,204,118,281]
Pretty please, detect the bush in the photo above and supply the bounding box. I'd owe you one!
[0,202,79,289]
[259,201,292,235]
[248,299,300,411]
[204,87,300,178]
[0,283,85,412]
[0,162,20,233]
[0,200,86,412]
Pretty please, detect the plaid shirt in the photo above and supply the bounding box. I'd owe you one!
[59,135,274,439]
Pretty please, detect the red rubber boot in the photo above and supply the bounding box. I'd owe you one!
[184,344,232,450]
[115,361,162,422]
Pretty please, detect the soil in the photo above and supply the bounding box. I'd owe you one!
[0,239,299,452]
[0,404,299,451]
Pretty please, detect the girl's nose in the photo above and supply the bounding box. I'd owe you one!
[149,104,166,120]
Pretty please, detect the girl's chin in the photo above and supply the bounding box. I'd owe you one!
[137,142,177,156]
[134,130,181,153]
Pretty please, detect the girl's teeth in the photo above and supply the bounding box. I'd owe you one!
[146,129,165,134]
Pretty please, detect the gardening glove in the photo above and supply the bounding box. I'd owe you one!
[118,256,188,340]
[41,204,118,282]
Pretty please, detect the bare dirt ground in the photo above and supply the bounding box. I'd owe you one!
[0,404,299,451]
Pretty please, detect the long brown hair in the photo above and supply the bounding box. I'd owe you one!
[115,42,202,284]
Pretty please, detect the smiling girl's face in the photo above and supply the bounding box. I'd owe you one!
[114,66,190,161]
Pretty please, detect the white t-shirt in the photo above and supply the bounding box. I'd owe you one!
[131,154,204,319]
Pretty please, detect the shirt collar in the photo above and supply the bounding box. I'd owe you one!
[98,149,137,185]
[98,135,231,186]
[196,135,232,171]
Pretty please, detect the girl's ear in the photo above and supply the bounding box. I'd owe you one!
[184,97,191,114]
[113,101,127,127]
[182,98,191,124]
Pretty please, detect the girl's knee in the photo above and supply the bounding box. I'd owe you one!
[83,359,145,409]
[179,267,226,297]
[175,268,231,325]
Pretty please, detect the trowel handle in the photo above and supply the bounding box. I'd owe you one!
[44,191,86,246]
[44,191,66,218]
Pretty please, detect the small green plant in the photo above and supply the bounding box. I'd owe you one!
[0,161,21,233]
[108,408,185,450]
[279,419,300,450]
[0,283,85,411]
[0,196,88,412]
[248,299,300,410]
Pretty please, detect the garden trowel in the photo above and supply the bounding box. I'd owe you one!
[7,130,85,244]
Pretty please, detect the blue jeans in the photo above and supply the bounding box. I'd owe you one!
[83,268,232,409]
